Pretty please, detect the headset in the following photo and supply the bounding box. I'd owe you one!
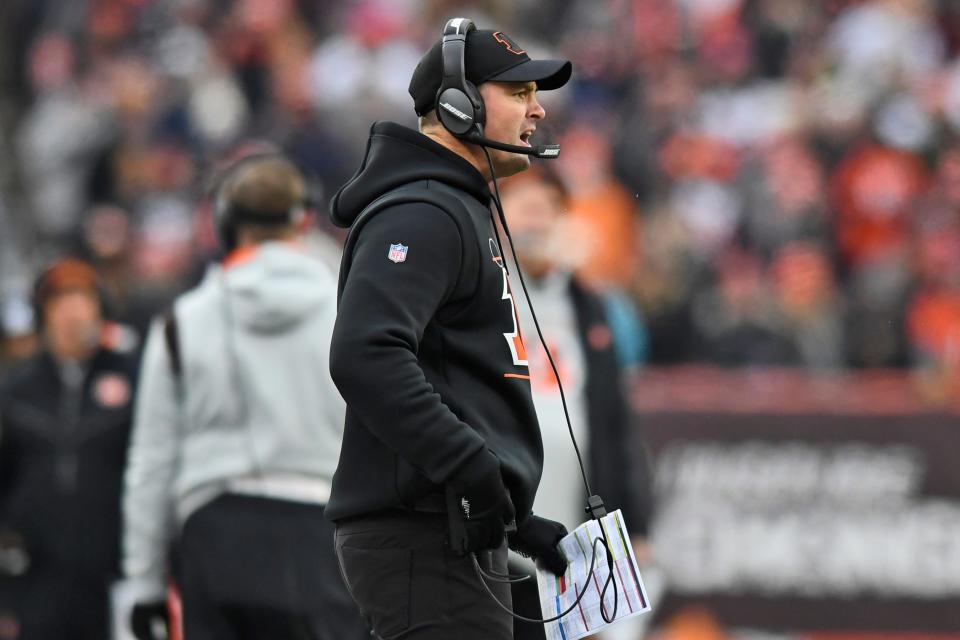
[31,258,110,329]
[212,152,308,253]
[437,17,620,627]
[436,18,561,159]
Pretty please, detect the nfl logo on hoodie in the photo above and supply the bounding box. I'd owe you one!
[388,243,408,263]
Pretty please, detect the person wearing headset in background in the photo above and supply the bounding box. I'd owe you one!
[327,19,573,640]
[0,258,138,640]
[121,155,367,640]
[497,167,656,640]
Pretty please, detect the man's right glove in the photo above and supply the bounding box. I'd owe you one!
[509,514,569,576]
[446,449,516,554]
[131,601,170,640]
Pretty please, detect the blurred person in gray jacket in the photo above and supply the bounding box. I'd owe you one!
[121,155,366,640]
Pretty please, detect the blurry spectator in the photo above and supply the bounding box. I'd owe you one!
[905,191,960,399]
[670,178,743,258]
[0,200,37,376]
[0,199,30,299]
[603,289,650,369]
[16,32,114,244]
[739,136,831,257]
[9,0,960,382]
[906,283,960,392]
[124,145,204,310]
[844,257,914,368]
[831,142,927,366]
[770,241,845,369]
[0,296,38,378]
[122,156,365,640]
[81,204,158,341]
[693,248,800,366]
[614,59,698,203]
[498,167,653,639]
[557,123,641,290]
[0,258,138,640]
[830,142,928,269]
[633,205,702,364]
[826,0,945,98]
[308,0,421,118]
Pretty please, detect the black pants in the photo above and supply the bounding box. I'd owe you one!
[1,571,110,640]
[510,560,548,640]
[178,494,369,640]
[335,510,513,640]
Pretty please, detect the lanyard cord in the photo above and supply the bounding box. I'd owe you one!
[483,147,593,501]
[482,147,619,625]
[473,537,602,623]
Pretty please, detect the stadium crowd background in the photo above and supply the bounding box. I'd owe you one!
[3,0,960,395]
[2,2,960,639]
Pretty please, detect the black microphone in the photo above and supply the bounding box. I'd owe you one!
[467,132,560,159]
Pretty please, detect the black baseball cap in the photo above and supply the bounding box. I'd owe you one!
[409,29,572,117]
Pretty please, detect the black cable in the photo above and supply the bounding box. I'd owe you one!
[475,552,532,583]
[472,536,607,624]
[482,146,619,625]
[599,545,618,623]
[482,147,593,500]
[476,565,532,584]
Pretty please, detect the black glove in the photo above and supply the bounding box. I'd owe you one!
[509,514,569,576]
[131,601,169,640]
[446,449,516,555]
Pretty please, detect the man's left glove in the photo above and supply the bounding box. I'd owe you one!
[131,601,169,640]
[508,514,569,576]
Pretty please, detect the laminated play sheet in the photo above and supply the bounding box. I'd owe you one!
[536,510,652,640]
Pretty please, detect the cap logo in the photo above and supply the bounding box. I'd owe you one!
[493,32,525,55]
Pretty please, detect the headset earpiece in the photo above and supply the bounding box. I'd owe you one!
[437,18,484,140]
[436,86,484,138]
[213,186,237,252]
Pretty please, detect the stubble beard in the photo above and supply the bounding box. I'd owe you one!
[491,148,531,180]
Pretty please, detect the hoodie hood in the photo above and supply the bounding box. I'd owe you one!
[330,121,491,228]
[220,242,335,333]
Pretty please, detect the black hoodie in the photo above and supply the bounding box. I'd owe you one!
[326,122,543,522]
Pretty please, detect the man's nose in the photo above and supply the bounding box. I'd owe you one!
[529,97,545,120]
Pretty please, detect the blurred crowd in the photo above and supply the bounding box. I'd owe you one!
[3,0,960,394]
[3,2,960,638]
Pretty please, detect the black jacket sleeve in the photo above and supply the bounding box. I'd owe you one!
[330,203,489,486]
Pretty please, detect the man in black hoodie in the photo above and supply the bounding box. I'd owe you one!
[328,20,573,640]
